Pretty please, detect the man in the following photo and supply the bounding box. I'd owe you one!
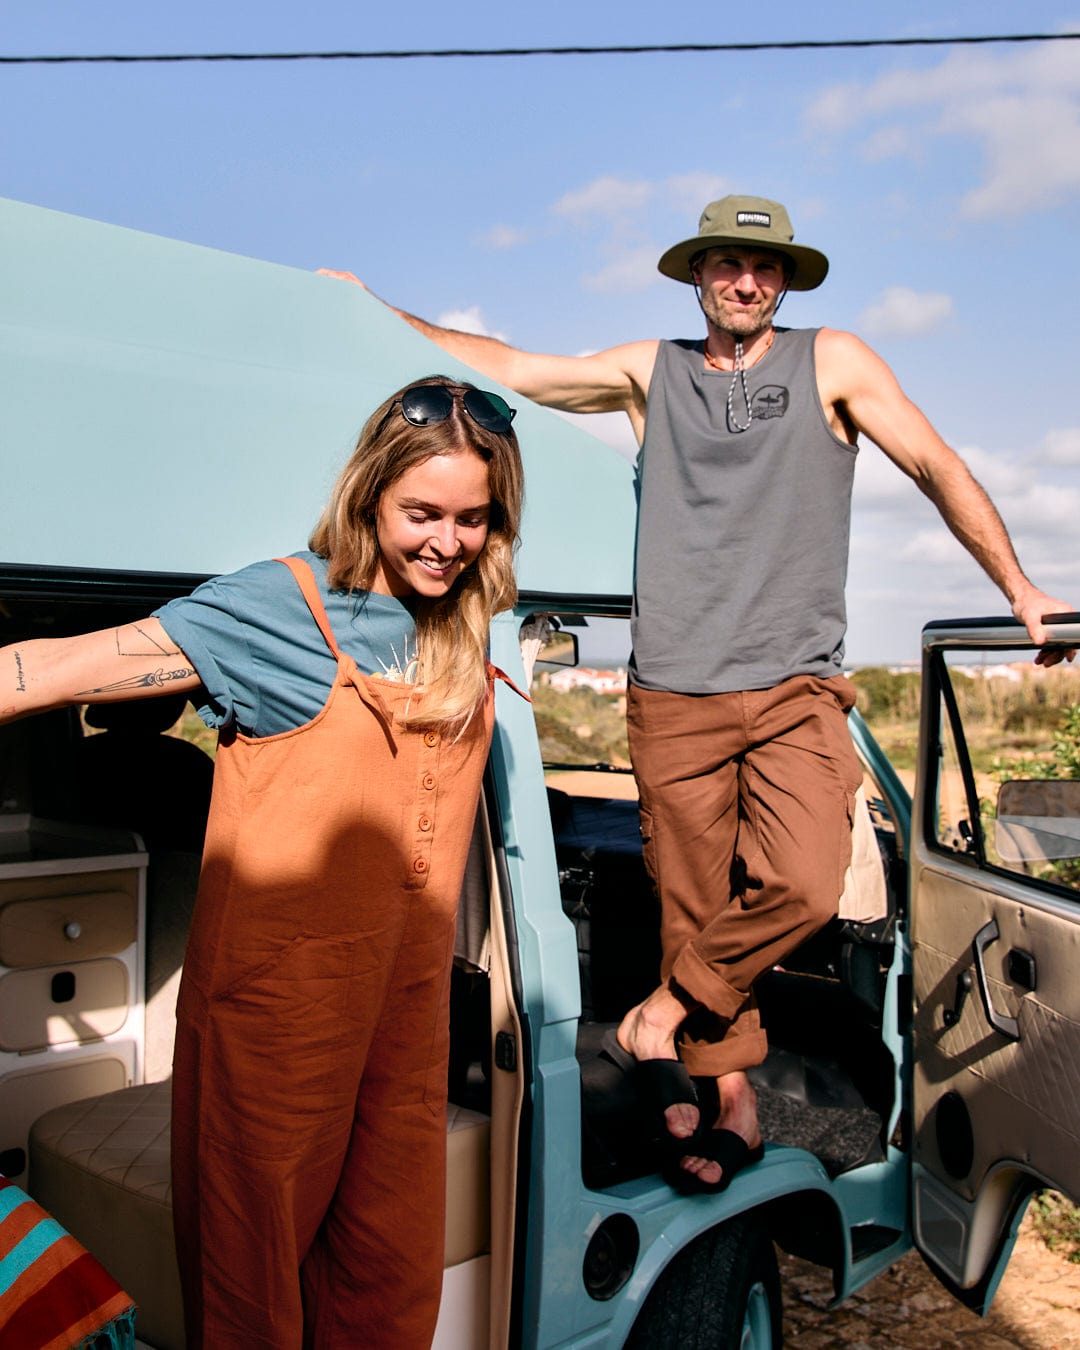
[321,194,1072,1190]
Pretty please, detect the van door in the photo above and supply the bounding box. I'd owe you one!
[911,615,1080,1309]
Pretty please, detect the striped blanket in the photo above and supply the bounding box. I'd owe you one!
[0,1176,135,1350]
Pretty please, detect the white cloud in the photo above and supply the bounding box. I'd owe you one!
[552,176,652,221]
[951,92,1080,217]
[435,306,507,342]
[477,224,529,250]
[861,125,921,164]
[806,42,1080,217]
[852,442,923,508]
[859,286,954,337]
[548,172,838,300]
[581,245,662,294]
[663,173,730,216]
[836,424,1080,660]
[999,480,1080,533]
[896,526,968,566]
[549,171,739,295]
[1040,429,1080,466]
[798,196,828,219]
[949,444,1028,498]
[552,408,638,462]
[851,439,1080,598]
[807,81,857,133]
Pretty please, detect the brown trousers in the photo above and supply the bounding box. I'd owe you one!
[627,674,862,1077]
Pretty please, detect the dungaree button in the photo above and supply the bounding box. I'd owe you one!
[418,815,432,832]
[423,731,439,748]
[422,773,436,790]
[413,857,429,874]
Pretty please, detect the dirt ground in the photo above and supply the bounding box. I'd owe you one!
[779,1211,1080,1348]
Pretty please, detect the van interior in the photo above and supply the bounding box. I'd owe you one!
[0,590,904,1347]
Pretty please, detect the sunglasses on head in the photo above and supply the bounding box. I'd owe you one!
[398,385,517,436]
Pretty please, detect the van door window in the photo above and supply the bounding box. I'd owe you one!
[927,648,1080,898]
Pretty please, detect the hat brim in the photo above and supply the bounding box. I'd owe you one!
[657,233,829,291]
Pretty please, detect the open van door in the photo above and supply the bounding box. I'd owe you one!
[911,614,1080,1310]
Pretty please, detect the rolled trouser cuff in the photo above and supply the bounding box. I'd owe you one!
[678,1027,768,1078]
[668,950,768,1076]
[670,943,746,1022]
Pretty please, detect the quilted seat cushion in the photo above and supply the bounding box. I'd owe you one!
[30,1082,491,1350]
[29,1083,180,1350]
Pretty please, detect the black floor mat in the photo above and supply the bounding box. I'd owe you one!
[749,1046,885,1175]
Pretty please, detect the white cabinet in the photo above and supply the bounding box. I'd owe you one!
[0,814,146,1182]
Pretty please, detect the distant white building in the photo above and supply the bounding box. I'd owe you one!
[952,663,1024,683]
[867,662,1078,683]
[547,666,628,694]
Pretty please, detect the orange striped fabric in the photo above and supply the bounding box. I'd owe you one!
[0,1177,135,1349]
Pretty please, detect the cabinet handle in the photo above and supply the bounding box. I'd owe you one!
[63,921,83,941]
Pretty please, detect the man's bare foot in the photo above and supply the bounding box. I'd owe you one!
[617,986,699,1140]
[679,1070,762,1186]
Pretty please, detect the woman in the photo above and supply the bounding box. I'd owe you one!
[0,376,525,1348]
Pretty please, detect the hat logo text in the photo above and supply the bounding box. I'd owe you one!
[737,212,771,227]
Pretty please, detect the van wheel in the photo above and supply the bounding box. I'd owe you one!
[625,1215,781,1349]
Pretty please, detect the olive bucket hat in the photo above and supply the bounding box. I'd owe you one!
[657,194,829,291]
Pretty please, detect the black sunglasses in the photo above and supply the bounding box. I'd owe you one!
[398,385,517,436]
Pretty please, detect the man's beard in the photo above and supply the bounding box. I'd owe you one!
[699,291,777,339]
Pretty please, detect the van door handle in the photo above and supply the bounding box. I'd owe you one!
[972,918,1021,1042]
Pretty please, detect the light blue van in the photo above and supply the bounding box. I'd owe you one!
[2,196,1080,1348]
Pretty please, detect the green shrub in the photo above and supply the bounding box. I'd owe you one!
[1031,1191,1080,1263]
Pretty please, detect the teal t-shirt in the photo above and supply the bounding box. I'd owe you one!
[154,551,417,737]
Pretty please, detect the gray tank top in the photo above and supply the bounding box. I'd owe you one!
[630,330,858,693]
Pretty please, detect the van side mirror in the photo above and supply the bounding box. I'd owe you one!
[537,630,579,669]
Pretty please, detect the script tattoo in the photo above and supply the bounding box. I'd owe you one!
[77,667,197,696]
[13,650,26,692]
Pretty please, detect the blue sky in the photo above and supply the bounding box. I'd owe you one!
[4,2,1080,663]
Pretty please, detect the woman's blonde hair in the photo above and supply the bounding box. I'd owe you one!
[310,376,523,731]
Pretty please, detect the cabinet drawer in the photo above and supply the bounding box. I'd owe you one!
[0,959,130,1052]
[0,1052,131,1182]
[0,881,137,967]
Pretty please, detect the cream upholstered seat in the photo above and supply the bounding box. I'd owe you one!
[29,1082,491,1350]
[29,1084,179,1350]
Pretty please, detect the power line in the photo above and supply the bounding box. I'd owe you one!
[1,31,1079,66]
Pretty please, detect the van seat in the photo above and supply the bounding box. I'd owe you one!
[29,1082,491,1350]
[29,1083,179,1349]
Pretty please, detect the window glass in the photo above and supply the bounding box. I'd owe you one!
[524,614,633,789]
[933,685,978,858]
[934,649,1080,896]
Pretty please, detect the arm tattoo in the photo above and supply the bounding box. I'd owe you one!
[13,651,25,692]
[114,623,182,657]
[77,667,196,696]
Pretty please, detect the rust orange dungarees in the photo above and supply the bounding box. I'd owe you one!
[171,557,498,1349]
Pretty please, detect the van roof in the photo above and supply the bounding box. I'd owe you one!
[0,196,635,600]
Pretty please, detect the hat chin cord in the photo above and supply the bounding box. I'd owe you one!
[693,281,789,433]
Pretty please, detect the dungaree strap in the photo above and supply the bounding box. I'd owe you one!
[274,558,529,719]
[275,557,397,730]
[274,557,341,660]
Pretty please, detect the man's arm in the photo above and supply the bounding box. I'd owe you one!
[316,270,657,445]
[816,329,1074,662]
[0,619,201,725]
